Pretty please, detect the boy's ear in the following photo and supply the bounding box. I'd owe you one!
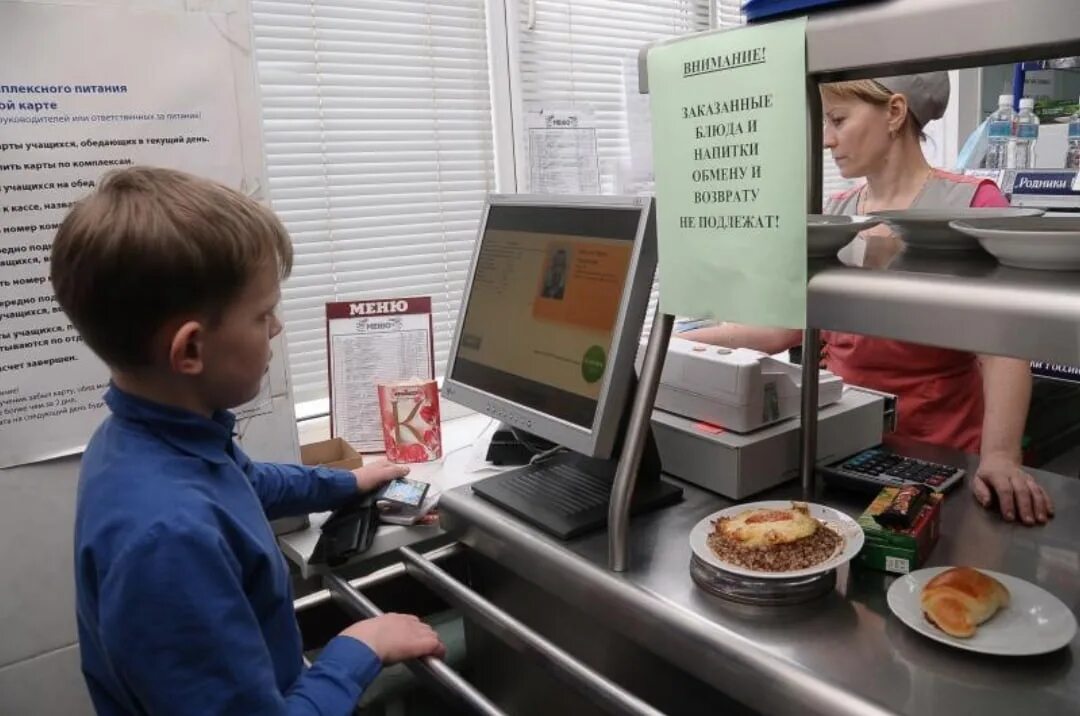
[167,320,206,376]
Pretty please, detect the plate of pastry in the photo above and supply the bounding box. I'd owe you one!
[887,566,1077,656]
[689,501,863,579]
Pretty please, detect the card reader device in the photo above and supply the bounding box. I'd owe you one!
[378,477,430,509]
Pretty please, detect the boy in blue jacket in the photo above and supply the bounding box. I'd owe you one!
[53,166,445,715]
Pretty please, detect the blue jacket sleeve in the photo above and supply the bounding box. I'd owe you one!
[97,521,381,716]
[232,443,358,519]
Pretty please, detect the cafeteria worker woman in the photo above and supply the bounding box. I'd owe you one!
[684,73,1054,526]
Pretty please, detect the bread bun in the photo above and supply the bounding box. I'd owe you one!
[921,567,1010,638]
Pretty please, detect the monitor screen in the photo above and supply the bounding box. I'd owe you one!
[449,203,645,430]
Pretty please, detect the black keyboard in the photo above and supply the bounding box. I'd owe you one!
[820,448,964,493]
[497,463,611,515]
[471,453,682,539]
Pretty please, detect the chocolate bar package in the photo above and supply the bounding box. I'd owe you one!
[856,486,943,575]
[873,484,930,529]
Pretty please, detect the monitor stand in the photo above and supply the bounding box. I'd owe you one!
[470,425,683,540]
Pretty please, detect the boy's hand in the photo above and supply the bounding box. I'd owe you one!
[341,613,446,664]
[352,461,409,493]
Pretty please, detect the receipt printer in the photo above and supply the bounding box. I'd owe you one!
[638,337,885,499]
[640,337,844,433]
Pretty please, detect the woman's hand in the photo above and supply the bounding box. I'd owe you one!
[971,452,1053,525]
[974,356,1047,525]
[352,461,410,493]
[679,323,802,355]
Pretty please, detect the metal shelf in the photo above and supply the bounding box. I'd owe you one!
[639,0,1080,91]
[808,255,1080,364]
[805,0,1080,79]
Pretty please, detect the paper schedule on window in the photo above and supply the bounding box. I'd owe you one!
[526,105,601,195]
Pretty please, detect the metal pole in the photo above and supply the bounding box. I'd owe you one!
[807,75,824,213]
[295,544,461,613]
[609,310,674,572]
[800,329,821,501]
[324,573,505,716]
[400,547,664,716]
[801,73,825,501]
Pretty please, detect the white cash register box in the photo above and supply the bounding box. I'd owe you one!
[642,337,844,433]
[639,337,886,498]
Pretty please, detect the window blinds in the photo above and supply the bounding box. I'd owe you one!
[716,0,744,26]
[515,0,713,193]
[252,0,496,403]
[513,0,714,338]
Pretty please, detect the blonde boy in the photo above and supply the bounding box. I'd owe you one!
[53,167,443,715]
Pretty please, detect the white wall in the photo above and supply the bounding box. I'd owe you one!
[0,457,91,714]
[0,0,290,713]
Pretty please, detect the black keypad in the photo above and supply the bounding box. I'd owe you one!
[828,449,964,493]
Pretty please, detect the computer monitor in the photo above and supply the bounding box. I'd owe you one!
[443,193,656,457]
[442,194,681,539]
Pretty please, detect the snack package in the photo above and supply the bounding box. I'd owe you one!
[856,486,943,575]
[873,484,930,529]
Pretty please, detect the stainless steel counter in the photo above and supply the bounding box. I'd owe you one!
[440,445,1080,716]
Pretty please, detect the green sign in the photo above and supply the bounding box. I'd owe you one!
[648,17,808,329]
[581,345,606,383]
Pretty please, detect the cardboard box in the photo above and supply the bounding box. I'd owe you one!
[272,438,364,536]
[300,437,365,472]
[855,487,943,575]
[272,438,362,537]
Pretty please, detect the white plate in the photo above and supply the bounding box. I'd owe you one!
[688,501,864,580]
[871,208,1044,251]
[950,217,1080,270]
[887,566,1078,656]
[807,214,881,259]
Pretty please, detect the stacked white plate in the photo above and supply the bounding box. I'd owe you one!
[950,216,1080,270]
[871,208,1044,251]
[807,214,881,259]
[689,501,864,581]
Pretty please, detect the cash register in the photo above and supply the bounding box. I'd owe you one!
[645,336,969,497]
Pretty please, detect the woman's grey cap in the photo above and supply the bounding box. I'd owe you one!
[875,72,950,126]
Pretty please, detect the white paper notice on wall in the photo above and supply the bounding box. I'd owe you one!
[0,2,246,468]
[525,104,601,195]
[326,298,435,452]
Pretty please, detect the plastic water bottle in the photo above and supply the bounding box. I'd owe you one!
[1066,99,1080,170]
[984,94,1014,169]
[1011,98,1040,169]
